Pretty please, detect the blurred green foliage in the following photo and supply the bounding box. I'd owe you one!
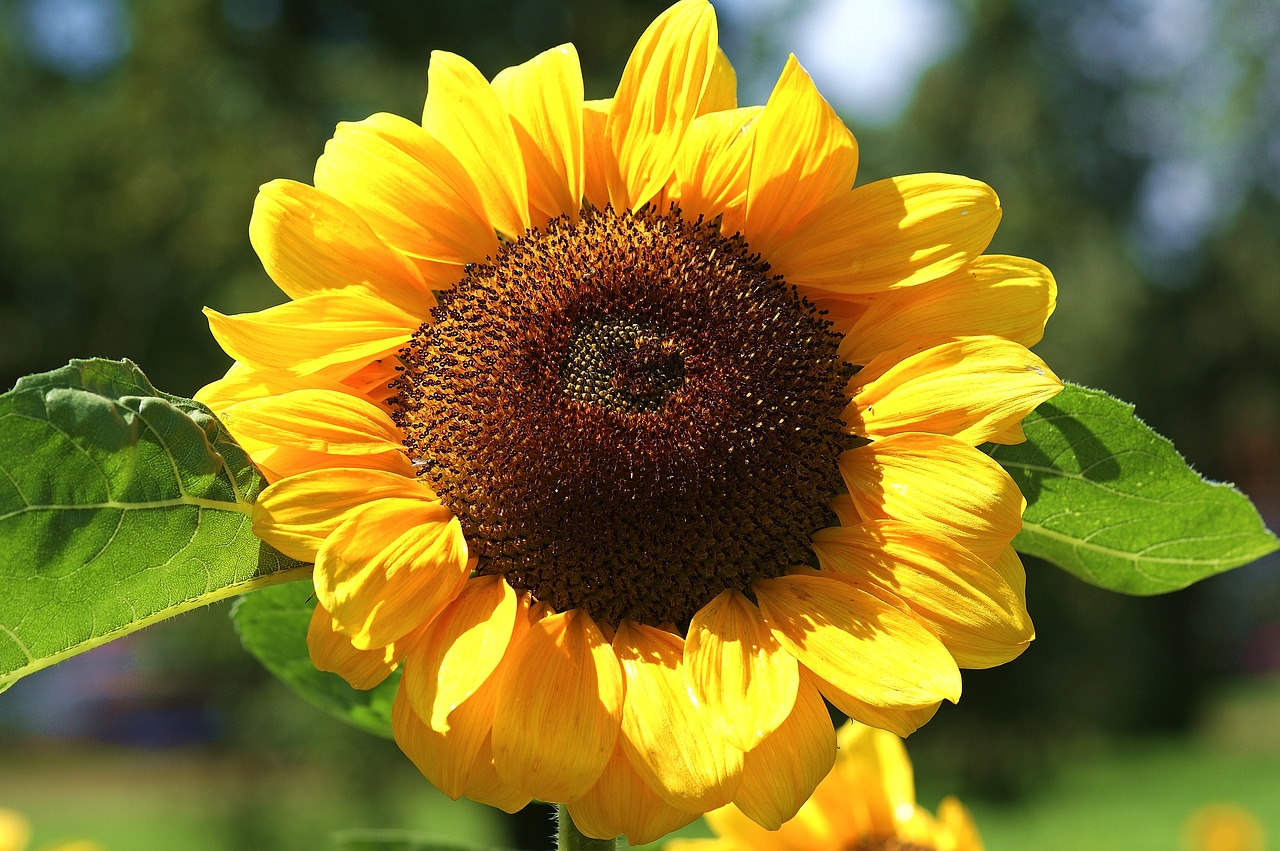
[1,0,1279,847]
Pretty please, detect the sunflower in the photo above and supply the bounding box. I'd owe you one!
[667,720,985,851]
[197,0,1060,842]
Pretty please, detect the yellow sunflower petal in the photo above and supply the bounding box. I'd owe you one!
[566,742,702,845]
[457,732,536,814]
[813,520,1034,669]
[194,365,359,416]
[219,387,409,469]
[340,358,402,404]
[838,431,1023,560]
[307,602,399,689]
[582,98,622,209]
[614,620,743,811]
[491,43,584,223]
[392,672,530,812]
[831,720,918,837]
[755,571,961,708]
[731,672,835,830]
[937,796,985,851]
[684,589,798,751]
[315,498,469,649]
[847,337,1063,445]
[992,545,1028,598]
[249,178,435,316]
[401,575,524,731]
[810,292,873,336]
[769,174,1001,296]
[421,51,531,238]
[830,492,861,527]
[314,112,498,266]
[251,468,430,562]
[607,0,719,208]
[743,54,858,256]
[492,609,623,801]
[804,665,941,737]
[702,47,738,113]
[674,106,761,229]
[840,254,1058,364]
[704,802,829,851]
[203,291,418,379]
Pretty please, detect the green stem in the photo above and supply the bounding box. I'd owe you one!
[556,804,620,851]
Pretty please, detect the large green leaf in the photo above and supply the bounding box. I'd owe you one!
[0,358,308,690]
[232,580,399,738]
[989,383,1279,594]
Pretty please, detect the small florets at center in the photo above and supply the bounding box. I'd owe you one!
[392,205,851,627]
[561,316,686,413]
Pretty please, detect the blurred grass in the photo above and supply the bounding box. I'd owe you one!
[0,742,508,851]
[4,722,1279,851]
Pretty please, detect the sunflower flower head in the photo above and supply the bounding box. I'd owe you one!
[198,0,1061,842]
[667,720,985,851]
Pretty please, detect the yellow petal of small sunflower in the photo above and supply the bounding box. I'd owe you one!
[838,431,1024,560]
[704,800,831,851]
[683,589,799,751]
[491,609,624,801]
[769,173,1001,296]
[614,621,744,811]
[729,671,835,830]
[828,721,920,838]
[937,796,986,851]
[421,50,531,238]
[491,43,585,223]
[755,571,962,708]
[847,336,1063,445]
[314,498,469,649]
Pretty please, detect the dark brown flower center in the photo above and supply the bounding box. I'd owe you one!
[392,206,851,626]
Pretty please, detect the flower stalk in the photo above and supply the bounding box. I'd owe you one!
[557,805,619,851]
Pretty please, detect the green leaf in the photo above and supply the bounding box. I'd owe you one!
[989,382,1280,594]
[231,580,398,738]
[0,358,309,690]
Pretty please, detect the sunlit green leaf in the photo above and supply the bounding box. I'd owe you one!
[232,580,398,738]
[990,383,1279,594]
[0,358,308,690]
